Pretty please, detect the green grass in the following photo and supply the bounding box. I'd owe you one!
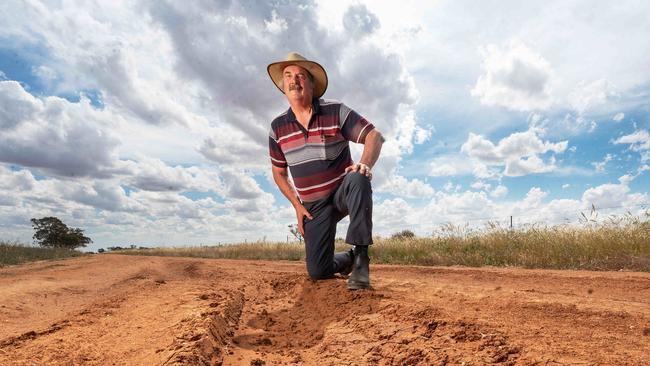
[0,241,84,267]
[121,213,650,272]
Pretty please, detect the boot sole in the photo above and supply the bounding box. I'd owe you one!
[347,280,371,290]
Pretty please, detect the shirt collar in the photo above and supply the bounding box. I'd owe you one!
[286,98,321,122]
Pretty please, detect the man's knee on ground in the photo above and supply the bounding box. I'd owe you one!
[307,265,333,280]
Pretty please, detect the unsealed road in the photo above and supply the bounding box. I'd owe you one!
[1,255,648,365]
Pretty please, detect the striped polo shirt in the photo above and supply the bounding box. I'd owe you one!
[269,98,375,202]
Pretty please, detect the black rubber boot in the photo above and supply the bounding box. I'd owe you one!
[336,249,355,276]
[347,252,370,290]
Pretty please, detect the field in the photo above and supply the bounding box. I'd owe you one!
[124,216,650,271]
[1,254,649,365]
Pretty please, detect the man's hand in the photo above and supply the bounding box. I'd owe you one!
[295,204,313,236]
[345,162,373,180]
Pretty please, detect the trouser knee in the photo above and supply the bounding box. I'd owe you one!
[345,171,371,189]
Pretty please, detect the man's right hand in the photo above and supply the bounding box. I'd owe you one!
[295,204,313,236]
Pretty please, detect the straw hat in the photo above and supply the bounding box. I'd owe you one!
[267,52,328,98]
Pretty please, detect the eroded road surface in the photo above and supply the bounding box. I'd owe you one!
[0,254,649,365]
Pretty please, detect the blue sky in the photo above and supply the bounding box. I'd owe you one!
[0,1,649,251]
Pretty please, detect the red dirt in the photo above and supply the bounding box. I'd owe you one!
[0,254,648,365]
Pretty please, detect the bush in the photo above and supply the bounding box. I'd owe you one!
[390,229,416,240]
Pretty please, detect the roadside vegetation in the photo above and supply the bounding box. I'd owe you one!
[0,217,91,267]
[0,241,84,267]
[122,212,650,272]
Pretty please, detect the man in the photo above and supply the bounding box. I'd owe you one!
[267,52,384,290]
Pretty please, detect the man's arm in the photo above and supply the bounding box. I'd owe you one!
[359,129,385,168]
[346,129,385,179]
[271,165,313,236]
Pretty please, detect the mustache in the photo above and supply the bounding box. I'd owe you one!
[288,84,302,91]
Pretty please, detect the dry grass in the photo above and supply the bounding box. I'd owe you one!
[123,213,650,272]
[0,241,84,267]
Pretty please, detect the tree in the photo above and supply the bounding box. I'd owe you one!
[30,217,92,249]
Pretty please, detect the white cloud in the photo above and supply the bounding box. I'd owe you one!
[470,181,490,190]
[581,175,641,210]
[264,10,288,35]
[592,153,614,173]
[342,4,380,39]
[414,126,432,144]
[0,81,121,178]
[31,65,57,86]
[378,175,435,198]
[614,130,650,154]
[612,112,625,122]
[460,127,568,177]
[568,78,619,114]
[121,157,221,193]
[430,155,472,177]
[490,185,508,198]
[471,41,555,111]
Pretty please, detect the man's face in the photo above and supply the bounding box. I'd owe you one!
[282,65,314,102]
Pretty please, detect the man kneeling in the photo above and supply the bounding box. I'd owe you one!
[267,52,384,290]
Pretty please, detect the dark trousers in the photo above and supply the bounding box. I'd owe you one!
[302,172,373,280]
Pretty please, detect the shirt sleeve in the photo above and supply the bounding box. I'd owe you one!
[268,128,287,168]
[339,103,375,144]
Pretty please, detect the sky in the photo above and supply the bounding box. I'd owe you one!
[1,0,649,251]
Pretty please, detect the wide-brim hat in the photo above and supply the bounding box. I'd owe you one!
[267,52,328,99]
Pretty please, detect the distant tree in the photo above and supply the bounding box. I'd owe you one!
[390,229,416,240]
[30,217,92,249]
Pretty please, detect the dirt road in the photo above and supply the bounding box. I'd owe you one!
[0,255,648,365]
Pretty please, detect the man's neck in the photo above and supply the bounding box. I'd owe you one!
[289,99,313,128]
[289,98,312,113]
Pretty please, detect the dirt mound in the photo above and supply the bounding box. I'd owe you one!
[1,255,649,365]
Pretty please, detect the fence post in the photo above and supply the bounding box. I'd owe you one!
[510,216,513,230]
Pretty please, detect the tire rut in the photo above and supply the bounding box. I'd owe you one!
[222,274,524,365]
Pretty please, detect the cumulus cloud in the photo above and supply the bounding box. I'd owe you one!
[1,1,197,128]
[414,126,432,144]
[342,4,380,39]
[568,79,619,114]
[460,127,568,177]
[61,181,141,213]
[0,81,40,130]
[121,157,222,193]
[142,0,419,181]
[471,41,555,111]
[0,81,121,178]
[429,154,496,178]
[582,175,641,210]
[490,185,508,198]
[378,175,435,198]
